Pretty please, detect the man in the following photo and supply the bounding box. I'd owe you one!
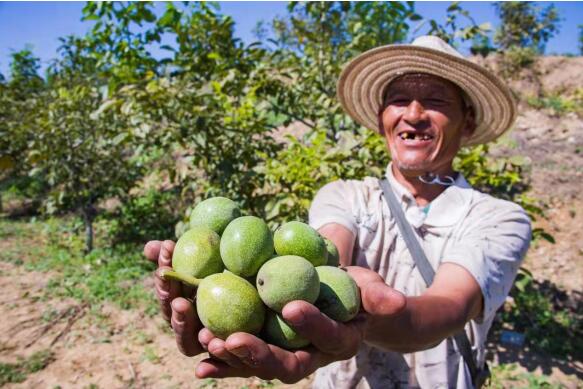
[144,36,531,388]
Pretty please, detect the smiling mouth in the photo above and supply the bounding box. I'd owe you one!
[397,132,434,141]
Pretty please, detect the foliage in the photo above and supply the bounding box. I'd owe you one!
[264,1,420,142]
[526,89,583,116]
[106,190,180,243]
[29,36,145,252]
[498,46,538,77]
[497,268,583,360]
[488,363,564,389]
[256,129,389,224]
[81,2,161,92]
[422,2,491,47]
[0,49,47,212]
[494,2,561,76]
[494,2,561,53]
[0,350,55,386]
[579,24,583,55]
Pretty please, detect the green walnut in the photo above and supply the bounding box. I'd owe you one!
[274,221,327,267]
[324,238,340,267]
[263,310,310,350]
[172,226,223,279]
[161,269,266,340]
[256,255,320,312]
[189,196,241,235]
[315,266,361,322]
[220,216,274,277]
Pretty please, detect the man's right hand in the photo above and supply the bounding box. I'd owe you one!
[144,240,205,357]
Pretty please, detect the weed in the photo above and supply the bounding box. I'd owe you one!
[494,268,583,360]
[132,330,154,346]
[142,346,161,364]
[488,363,563,388]
[0,217,158,319]
[198,378,218,388]
[0,349,55,385]
[526,89,583,116]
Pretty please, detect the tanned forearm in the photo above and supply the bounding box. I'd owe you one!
[364,294,469,353]
[317,224,483,354]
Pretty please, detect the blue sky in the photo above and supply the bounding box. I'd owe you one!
[0,1,581,78]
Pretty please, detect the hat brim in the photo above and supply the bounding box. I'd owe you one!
[337,45,517,147]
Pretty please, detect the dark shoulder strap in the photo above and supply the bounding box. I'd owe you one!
[378,178,479,382]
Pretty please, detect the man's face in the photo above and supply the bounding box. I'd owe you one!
[378,74,475,175]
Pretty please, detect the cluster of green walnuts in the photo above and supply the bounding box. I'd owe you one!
[162,197,361,350]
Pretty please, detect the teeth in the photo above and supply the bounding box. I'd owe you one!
[399,133,432,141]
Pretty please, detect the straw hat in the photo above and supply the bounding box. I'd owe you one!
[337,35,516,147]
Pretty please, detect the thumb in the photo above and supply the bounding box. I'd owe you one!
[360,281,406,317]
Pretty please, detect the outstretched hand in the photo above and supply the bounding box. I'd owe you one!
[145,241,407,383]
[144,240,205,357]
[194,300,367,383]
[194,266,407,383]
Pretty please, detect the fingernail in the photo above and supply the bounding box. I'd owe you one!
[229,346,249,359]
[230,346,258,366]
[286,310,306,327]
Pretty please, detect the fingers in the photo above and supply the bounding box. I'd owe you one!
[158,240,175,267]
[345,265,385,285]
[198,328,215,351]
[170,297,204,357]
[360,281,407,316]
[155,266,182,322]
[198,329,249,369]
[144,240,161,262]
[207,337,245,368]
[223,332,323,384]
[196,358,253,380]
[281,301,365,358]
[345,266,407,316]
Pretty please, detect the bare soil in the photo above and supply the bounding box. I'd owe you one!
[0,260,312,389]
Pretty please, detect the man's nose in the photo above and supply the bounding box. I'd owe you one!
[403,100,426,123]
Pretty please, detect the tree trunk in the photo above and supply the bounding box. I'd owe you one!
[81,204,96,253]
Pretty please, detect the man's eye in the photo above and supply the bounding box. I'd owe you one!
[424,98,448,106]
[388,99,410,106]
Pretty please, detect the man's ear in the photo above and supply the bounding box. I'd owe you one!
[462,106,477,139]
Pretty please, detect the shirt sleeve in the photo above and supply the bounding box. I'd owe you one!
[309,180,359,236]
[441,200,532,322]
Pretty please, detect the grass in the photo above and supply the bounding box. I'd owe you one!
[494,268,583,361]
[142,346,161,364]
[488,363,564,389]
[0,350,55,386]
[0,217,157,315]
[526,89,583,116]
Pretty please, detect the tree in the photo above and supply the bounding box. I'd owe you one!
[119,2,283,220]
[494,2,561,53]
[579,24,583,55]
[0,49,46,213]
[27,36,144,252]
